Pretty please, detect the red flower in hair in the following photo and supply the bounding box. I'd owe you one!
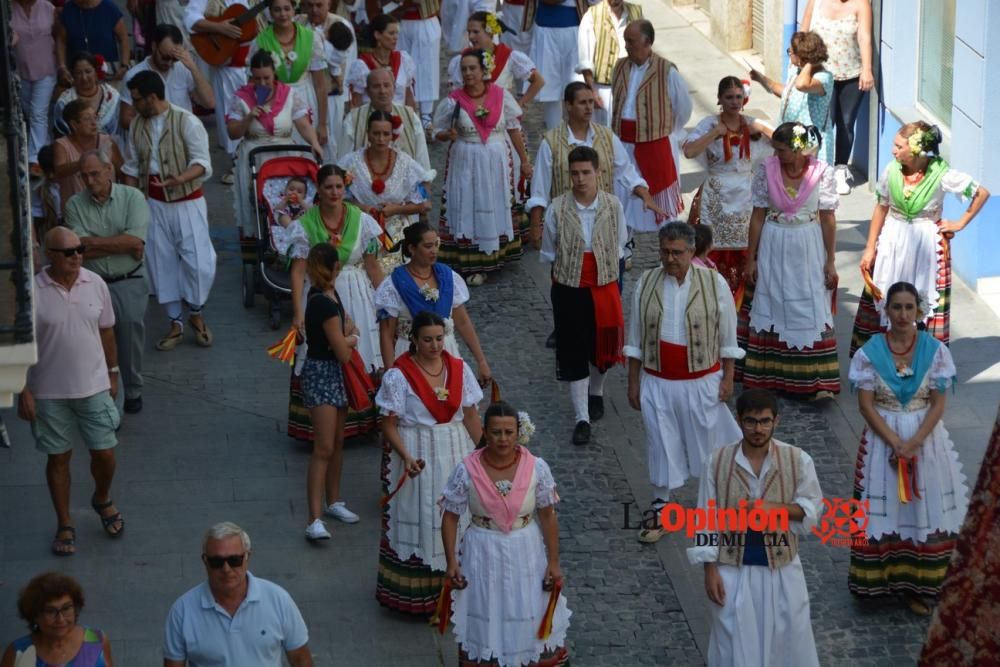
[372,179,386,195]
[94,54,107,80]
[390,115,403,130]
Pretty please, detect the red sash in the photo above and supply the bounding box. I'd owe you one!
[395,351,464,424]
[580,252,624,370]
[619,119,678,197]
[360,51,402,82]
[645,341,719,380]
[148,178,203,203]
[492,43,512,81]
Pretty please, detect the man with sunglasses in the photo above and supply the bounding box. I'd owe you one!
[65,149,150,415]
[120,23,215,131]
[625,222,742,543]
[687,388,822,667]
[18,226,123,557]
[164,522,314,667]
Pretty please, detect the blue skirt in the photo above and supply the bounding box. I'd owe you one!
[301,358,348,409]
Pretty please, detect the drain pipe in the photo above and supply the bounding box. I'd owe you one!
[781,0,800,81]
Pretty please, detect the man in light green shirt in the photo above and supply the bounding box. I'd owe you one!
[65,149,150,415]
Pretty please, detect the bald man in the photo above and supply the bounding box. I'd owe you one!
[19,226,124,556]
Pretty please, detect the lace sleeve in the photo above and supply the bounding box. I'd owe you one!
[375,368,408,416]
[534,458,560,508]
[941,168,978,200]
[461,362,484,406]
[508,51,536,81]
[373,279,401,319]
[452,271,470,307]
[751,162,770,209]
[928,342,957,393]
[848,348,877,391]
[290,89,309,121]
[272,220,311,259]
[358,213,382,254]
[502,90,523,130]
[439,462,470,516]
[817,162,840,211]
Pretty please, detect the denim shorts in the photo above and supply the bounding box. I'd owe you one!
[300,358,348,409]
[31,391,120,455]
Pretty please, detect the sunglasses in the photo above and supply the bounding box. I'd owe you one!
[49,245,87,257]
[203,553,247,569]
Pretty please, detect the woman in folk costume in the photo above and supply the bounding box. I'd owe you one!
[682,76,772,296]
[848,281,969,616]
[374,222,493,386]
[250,0,330,149]
[280,165,385,443]
[851,122,990,355]
[433,48,531,286]
[440,401,571,667]
[338,110,434,273]
[447,12,545,106]
[741,122,840,397]
[227,51,325,234]
[346,13,417,109]
[376,310,484,615]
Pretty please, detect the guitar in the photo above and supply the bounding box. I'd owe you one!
[191,2,270,66]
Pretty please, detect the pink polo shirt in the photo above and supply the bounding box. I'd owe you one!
[28,267,116,399]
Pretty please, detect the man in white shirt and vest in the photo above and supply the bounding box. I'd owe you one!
[540,145,627,445]
[625,222,742,542]
[576,0,642,127]
[124,71,217,354]
[611,19,693,231]
[687,388,822,667]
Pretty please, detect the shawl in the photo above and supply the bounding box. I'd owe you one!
[234,82,291,136]
[887,158,949,221]
[256,24,313,83]
[464,447,538,533]
[390,262,454,320]
[394,351,464,423]
[360,51,402,82]
[861,331,941,408]
[491,43,512,81]
[449,83,504,144]
[298,203,363,265]
[763,156,825,216]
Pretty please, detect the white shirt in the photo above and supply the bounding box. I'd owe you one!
[183,0,245,34]
[540,194,628,264]
[576,4,628,76]
[623,268,744,360]
[620,58,693,136]
[123,104,213,180]
[526,123,647,211]
[123,58,195,111]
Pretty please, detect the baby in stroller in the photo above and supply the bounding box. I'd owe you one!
[275,177,310,229]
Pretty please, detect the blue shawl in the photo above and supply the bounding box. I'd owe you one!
[861,332,944,407]
[390,263,454,320]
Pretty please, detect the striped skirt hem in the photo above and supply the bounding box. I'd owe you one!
[458,646,571,667]
[741,327,841,396]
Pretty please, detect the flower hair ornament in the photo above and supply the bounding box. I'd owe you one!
[907,125,942,158]
[342,169,354,187]
[481,49,496,77]
[740,79,751,108]
[484,13,504,36]
[789,124,821,154]
[517,411,535,446]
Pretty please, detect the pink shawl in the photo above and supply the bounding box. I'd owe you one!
[449,83,504,144]
[464,447,536,533]
[234,82,291,136]
[763,155,824,216]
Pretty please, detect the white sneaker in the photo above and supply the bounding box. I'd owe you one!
[834,165,851,195]
[305,519,332,541]
[324,501,360,524]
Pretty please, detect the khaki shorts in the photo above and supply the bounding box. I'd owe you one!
[31,392,120,455]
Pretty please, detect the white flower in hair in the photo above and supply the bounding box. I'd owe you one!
[793,125,806,136]
[517,411,535,445]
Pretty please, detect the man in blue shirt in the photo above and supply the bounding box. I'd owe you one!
[58,0,131,81]
[163,522,314,667]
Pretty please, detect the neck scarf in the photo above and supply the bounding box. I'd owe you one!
[390,262,454,319]
[298,203,362,265]
[764,155,824,216]
[234,82,290,136]
[256,24,312,83]
[394,351,464,423]
[449,83,504,144]
[464,447,537,533]
[887,158,948,221]
[490,43,512,81]
[360,50,402,82]
[861,331,939,408]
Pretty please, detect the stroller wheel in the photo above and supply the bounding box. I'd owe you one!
[242,263,256,308]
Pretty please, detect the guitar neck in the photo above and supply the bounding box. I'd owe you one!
[234,1,269,27]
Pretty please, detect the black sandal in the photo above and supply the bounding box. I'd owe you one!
[52,526,76,556]
[91,495,124,537]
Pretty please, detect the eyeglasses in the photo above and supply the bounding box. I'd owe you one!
[660,248,690,258]
[41,603,77,621]
[741,416,775,429]
[48,245,87,257]
[203,553,247,569]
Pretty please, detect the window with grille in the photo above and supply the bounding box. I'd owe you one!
[917,0,955,126]
[752,0,764,54]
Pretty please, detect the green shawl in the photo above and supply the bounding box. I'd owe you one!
[299,203,362,265]
[886,158,948,221]
[256,25,313,83]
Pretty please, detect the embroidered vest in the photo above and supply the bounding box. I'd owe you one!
[521,0,586,31]
[589,1,642,85]
[131,105,201,201]
[552,191,621,288]
[349,104,421,162]
[714,440,800,569]
[543,123,615,199]
[611,54,675,142]
[638,266,720,374]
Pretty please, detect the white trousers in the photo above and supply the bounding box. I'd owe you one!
[21,74,57,162]
[499,3,532,54]
[592,83,612,127]
[399,18,442,104]
[210,65,247,155]
[147,197,217,307]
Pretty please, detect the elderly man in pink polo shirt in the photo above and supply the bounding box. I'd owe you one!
[18,226,123,557]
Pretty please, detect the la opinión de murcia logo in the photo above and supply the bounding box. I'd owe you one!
[811,498,870,547]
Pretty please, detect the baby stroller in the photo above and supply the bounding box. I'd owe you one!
[239,145,318,329]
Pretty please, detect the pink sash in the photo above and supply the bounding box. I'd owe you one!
[449,84,504,144]
[234,82,291,136]
[764,155,824,216]
[464,447,536,533]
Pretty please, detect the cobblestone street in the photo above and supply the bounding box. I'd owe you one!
[3,1,1000,665]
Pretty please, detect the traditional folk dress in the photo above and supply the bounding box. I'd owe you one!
[375,351,482,615]
[686,114,771,296]
[338,147,434,273]
[920,403,1000,665]
[624,266,744,500]
[374,262,470,361]
[779,67,834,165]
[184,0,262,154]
[688,440,824,667]
[123,103,216,312]
[440,449,572,667]
[345,50,417,107]
[849,159,978,355]
[251,23,328,148]
[739,156,840,396]
[337,103,433,173]
[523,0,586,106]
[227,82,309,232]
[442,0,495,54]
[396,0,442,118]
[611,53,693,230]
[296,12,357,162]
[278,204,383,440]
[433,84,525,275]
[848,332,968,598]
[53,83,121,139]
[576,0,642,127]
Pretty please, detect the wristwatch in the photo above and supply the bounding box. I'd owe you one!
[108,366,120,374]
